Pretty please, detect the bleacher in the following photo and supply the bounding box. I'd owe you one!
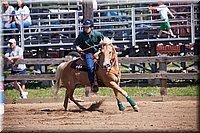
[1,0,199,58]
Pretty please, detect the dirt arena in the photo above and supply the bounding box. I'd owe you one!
[2,96,199,132]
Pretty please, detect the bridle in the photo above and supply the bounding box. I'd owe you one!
[96,43,120,77]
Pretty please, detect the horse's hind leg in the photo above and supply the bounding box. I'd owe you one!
[63,90,69,111]
[65,85,86,111]
[113,88,125,111]
[70,97,87,111]
[63,85,75,111]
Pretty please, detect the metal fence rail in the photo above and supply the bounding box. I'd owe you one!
[1,2,199,49]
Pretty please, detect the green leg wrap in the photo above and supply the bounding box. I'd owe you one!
[126,96,136,106]
[117,101,125,111]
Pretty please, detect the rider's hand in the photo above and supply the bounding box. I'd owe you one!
[76,46,82,52]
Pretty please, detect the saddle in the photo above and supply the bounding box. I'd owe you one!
[70,52,105,87]
[70,58,89,72]
[70,51,100,72]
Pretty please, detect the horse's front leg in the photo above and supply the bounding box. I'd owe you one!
[110,81,139,112]
[113,89,125,111]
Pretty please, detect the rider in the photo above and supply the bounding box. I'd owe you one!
[73,19,104,93]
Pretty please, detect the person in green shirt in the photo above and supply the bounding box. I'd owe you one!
[73,19,104,93]
[149,1,176,38]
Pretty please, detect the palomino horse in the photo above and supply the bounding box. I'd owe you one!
[52,37,139,112]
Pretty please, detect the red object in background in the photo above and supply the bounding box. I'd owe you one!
[156,44,193,53]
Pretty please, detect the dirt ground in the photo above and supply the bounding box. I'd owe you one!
[2,96,199,132]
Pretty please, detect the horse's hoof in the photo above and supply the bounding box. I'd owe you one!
[133,105,139,112]
[80,108,87,112]
[63,105,67,111]
[118,102,125,111]
[119,106,125,111]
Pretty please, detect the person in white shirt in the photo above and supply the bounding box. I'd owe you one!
[3,39,28,99]
[1,0,14,30]
[11,0,31,30]
[149,1,176,38]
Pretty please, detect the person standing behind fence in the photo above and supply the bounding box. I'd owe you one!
[11,0,31,31]
[3,39,28,99]
[149,1,176,38]
[1,0,14,30]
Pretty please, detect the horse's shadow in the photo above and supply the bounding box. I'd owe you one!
[41,99,104,113]
[41,108,104,113]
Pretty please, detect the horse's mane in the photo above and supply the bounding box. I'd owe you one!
[99,37,113,46]
[100,37,117,58]
[99,37,119,73]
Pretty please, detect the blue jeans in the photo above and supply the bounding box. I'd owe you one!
[85,53,95,85]
[2,21,12,29]
[11,21,31,30]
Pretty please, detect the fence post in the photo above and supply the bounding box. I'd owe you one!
[131,7,135,47]
[82,0,93,20]
[159,61,167,95]
[20,13,24,50]
[0,75,4,132]
[75,11,79,38]
[190,3,195,45]
[180,44,186,72]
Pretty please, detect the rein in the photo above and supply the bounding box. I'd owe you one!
[81,43,103,52]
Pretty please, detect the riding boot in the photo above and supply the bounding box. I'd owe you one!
[91,73,98,92]
[91,82,99,92]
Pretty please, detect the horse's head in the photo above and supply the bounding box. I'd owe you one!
[99,37,117,70]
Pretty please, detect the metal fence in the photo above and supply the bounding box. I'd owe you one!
[1,2,199,50]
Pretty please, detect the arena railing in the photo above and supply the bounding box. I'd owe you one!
[2,55,199,96]
[1,2,199,51]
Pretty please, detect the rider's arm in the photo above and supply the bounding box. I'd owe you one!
[73,34,83,52]
[167,8,176,19]
[76,46,82,52]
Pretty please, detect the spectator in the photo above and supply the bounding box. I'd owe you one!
[149,1,176,38]
[73,19,104,93]
[1,0,14,30]
[11,0,31,30]
[3,39,28,99]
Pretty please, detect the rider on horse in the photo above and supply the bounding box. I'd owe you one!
[73,19,105,93]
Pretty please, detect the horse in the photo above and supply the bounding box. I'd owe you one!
[52,37,139,112]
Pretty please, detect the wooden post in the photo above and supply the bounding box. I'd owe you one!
[159,61,167,95]
[150,43,157,73]
[180,44,186,72]
[194,42,200,71]
[82,0,94,96]
[82,0,93,20]
[194,42,200,84]
[149,43,159,85]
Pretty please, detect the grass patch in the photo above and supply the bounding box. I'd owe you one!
[168,86,199,96]
[4,85,199,99]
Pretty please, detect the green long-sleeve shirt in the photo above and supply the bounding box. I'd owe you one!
[73,30,104,53]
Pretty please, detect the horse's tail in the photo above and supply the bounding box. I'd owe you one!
[52,62,65,95]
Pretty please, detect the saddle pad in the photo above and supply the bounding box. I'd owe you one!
[70,59,88,72]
